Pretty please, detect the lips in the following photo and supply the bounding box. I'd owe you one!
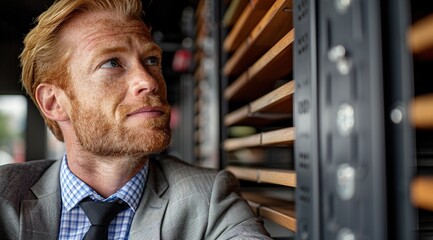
[127,106,166,117]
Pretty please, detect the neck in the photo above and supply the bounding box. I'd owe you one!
[66,148,148,198]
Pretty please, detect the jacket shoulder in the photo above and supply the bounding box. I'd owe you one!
[152,155,220,196]
[153,155,218,182]
[0,160,57,239]
[150,155,270,239]
[0,160,56,201]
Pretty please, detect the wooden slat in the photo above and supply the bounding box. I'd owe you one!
[223,0,293,77]
[227,166,257,182]
[195,0,205,18]
[409,14,433,55]
[227,166,296,187]
[225,111,289,126]
[224,133,262,151]
[223,127,295,151]
[193,114,200,128]
[260,206,296,232]
[242,192,296,232]
[194,63,204,82]
[411,94,433,128]
[412,176,433,211]
[195,21,207,45]
[225,29,294,102]
[225,81,295,126]
[193,128,201,143]
[250,81,295,113]
[260,168,296,187]
[262,127,295,145]
[193,86,201,99]
[194,48,204,60]
[223,0,275,52]
[222,0,249,27]
[224,105,250,126]
[193,100,199,113]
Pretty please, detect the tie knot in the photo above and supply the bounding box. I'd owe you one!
[79,197,128,226]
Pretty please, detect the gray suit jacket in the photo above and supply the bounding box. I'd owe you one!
[0,155,271,240]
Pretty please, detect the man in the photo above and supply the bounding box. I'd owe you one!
[0,0,271,239]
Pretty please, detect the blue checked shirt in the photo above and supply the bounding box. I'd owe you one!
[58,155,148,240]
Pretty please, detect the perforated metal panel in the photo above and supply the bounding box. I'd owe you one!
[295,0,415,239]
[317,0,388,239]
[294,0,320,239]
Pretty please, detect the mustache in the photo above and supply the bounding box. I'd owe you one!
[118,95,171,117]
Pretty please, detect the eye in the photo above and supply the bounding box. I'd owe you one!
[145,56,159,66]
[100,58,121,69]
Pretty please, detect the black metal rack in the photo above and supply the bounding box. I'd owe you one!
[294,0,320,239]
[192,0,433,239]
[295,0,417,239]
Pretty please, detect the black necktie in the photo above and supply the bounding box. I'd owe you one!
[79,197,128,240]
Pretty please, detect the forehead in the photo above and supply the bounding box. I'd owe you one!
[59,10,153,51]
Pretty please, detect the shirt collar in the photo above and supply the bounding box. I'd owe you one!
[60,154,148,212]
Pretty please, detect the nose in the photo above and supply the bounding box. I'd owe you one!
[130,66,159,96]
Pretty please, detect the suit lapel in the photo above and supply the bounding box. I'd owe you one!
[18,158,169,239]
[20,160,61,240]
[130,160,169,240]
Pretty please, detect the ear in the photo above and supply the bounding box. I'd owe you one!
[35,83,70,121]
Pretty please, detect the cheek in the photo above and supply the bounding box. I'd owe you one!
[159,82,167,99]
[153,73,167,98]
[76,86,124,117]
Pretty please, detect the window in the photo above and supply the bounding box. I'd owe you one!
[0,95,27,165]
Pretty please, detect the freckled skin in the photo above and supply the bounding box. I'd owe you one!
[59,11,171,166]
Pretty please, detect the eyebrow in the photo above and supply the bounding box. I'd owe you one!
[87,46,128,71]
[88,42,162,71]
[142,43,163,55]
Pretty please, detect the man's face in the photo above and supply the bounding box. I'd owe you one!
[60,11,171,157]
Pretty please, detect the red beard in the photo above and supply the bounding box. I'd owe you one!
[70,96,171,157]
